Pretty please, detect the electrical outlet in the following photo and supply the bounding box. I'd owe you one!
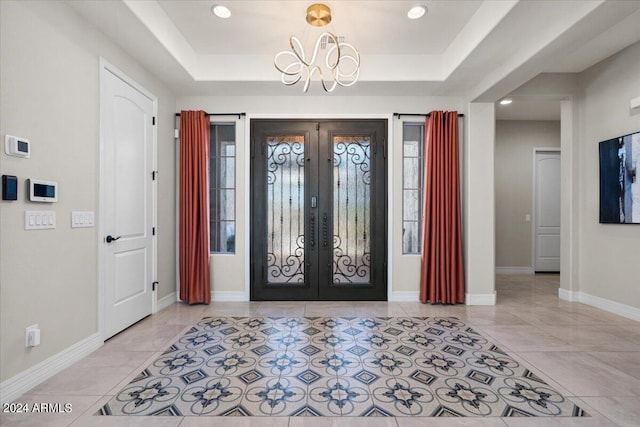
[525,214,531,222]
[26,324,40,347]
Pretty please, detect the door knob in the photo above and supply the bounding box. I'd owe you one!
[105,235,121,243]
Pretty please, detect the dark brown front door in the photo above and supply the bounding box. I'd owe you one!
[250,119,387,301]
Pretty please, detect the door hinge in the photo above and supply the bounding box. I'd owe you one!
[152,281,158,291]
[316,123,319,131]
[152,227,156,236]
[383,137,387,158]
[152,116,156,125]
[152,171,158,180]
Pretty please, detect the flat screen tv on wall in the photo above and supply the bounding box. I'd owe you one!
[599,131,640,224]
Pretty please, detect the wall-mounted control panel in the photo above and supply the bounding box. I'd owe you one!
[25,211,56,230]
[28,179,57,202]
[2,175,18,200]
[4,135,30,158]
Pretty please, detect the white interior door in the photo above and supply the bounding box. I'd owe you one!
[101,63,156,339]
[534,150,561,272]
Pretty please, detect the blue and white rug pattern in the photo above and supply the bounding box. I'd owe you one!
[97,316,588,417]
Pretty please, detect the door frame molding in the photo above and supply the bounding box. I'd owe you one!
[98,58,158,341]
[531,147,561,273]
[244,114,394,301]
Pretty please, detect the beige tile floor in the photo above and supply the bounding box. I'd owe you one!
[1,274,639,426]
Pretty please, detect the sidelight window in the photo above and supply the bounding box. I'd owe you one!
[210,123,236,253]
[402,123,424,254]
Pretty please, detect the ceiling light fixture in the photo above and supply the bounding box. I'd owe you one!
[407,5,427,19]
[211,4,231,19]
[500,98,513,105]
[274,3,360,93]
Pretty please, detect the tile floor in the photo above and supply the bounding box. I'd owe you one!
[2,274,639,426]
[96,316,586,418]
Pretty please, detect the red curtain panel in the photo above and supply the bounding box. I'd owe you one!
[179,110,211,304]
[420,111,465,304]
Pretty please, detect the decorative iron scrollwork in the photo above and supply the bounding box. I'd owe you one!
[332,136,371,284]
[266,137,305,283]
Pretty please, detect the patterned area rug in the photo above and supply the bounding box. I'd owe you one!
[97,316,588,417]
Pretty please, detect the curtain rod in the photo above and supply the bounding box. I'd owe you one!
[175,112,246,119]
[393,112,465,118]
[175,112,463,119]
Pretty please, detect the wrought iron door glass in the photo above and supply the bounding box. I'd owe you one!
[251,119,386,301]
[333,136,371,284]
[267,136,305,284]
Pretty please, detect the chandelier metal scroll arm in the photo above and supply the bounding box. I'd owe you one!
[273,4,360,93]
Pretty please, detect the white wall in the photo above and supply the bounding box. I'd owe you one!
[0,1,176,383]
[576,41,640,310]
[495,120,561,269]
[176,96,468,299]
[466,103,496,304]
[560,99,580,295]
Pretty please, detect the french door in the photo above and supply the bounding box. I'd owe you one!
[251,119,387,301]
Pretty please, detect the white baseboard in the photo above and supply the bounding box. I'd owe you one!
[211,291,249,302]
[389,291,496,305]
[558,288,640,322]
[466,291,497,306]
[157,292,177,311]
[389,291,420,302]
[558,288,579,302]
[0,333,102,404]
[495,266,534,275]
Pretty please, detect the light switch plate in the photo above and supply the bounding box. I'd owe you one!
[25,211,55,230]
[71,211,95,228]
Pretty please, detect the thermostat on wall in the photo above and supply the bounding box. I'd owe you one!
[4,135,30,158]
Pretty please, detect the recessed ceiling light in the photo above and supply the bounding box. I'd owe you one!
[500,98,513,105]
[408,5,427,19]
[212,4,231,19]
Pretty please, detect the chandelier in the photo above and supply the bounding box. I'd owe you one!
[274,3,360,93]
